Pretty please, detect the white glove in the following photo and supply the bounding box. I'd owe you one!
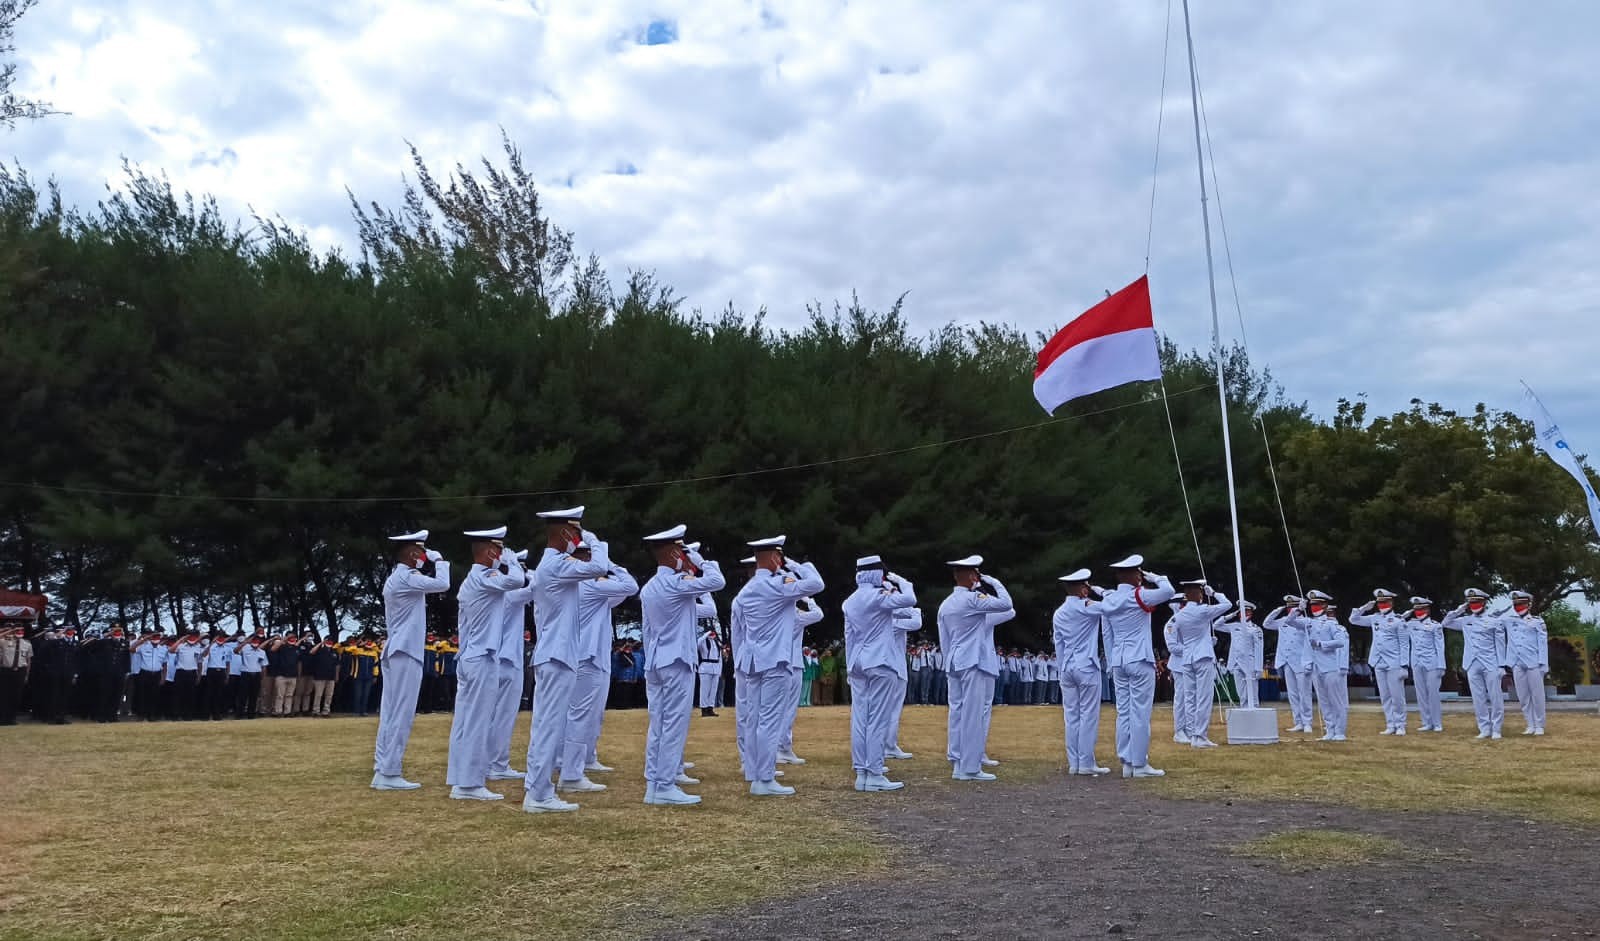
[886,572,910,590]
[582,529,600,548]
[685,547,706,568]
[425,549,443,563]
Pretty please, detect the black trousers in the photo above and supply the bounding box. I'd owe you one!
[203,669,231,719]
[235,672,262,717]
[0,668,24,724]
[33,672,71,723]
[173,669,200,718]
[96,673,125,721]
[134,670,162,719]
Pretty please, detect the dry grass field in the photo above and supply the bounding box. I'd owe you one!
[3,701,1596,940]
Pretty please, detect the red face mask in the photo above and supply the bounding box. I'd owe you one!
[1468,601,1485,613]
[1413,608,1428,618]
[1513,603,1530,614]
[1309,604,1326,616]
[1376,602,1392,613]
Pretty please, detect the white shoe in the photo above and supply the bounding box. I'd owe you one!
[522,794,579,813]
[675,773,700,785]
[861,773,905,792]
[774,769,785,777]
[951,771,997,781]
[1131,765,1166,778]
[1173,733,1192,744]
[1491,731,1502,740]
[371,773,421,791]
[1521,727,1535,735]
[1190,738,1218,749]
[1380,728,1394,735]
[556,777,607,793]
[1067,765,1079,775]
[1088,765,1111,775]
[449,786,504,801]
[886,747,914,759]
[1331,735,1347,741]
[585,761,614,773]
[486,769,525,781]
[1533,728,1545,736]
[681,762,695,770]
[1071,768,1098,776]
[646,785,702,805]
[1393,729,1406,736]
[1475,731,1491,740]
[750,780,795,796]
[1121,763,1133,779]
[855,773,867,791]
[1319,733,1335,741]
[775,752,807,765]
[981,757,1000,767]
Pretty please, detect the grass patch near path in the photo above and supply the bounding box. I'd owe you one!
[1232,829,1408,871]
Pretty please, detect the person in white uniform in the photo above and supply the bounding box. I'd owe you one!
[777,595,824,764]
[557,537,638,783]
[884,600,921,759]
[373,529,451,790]
[1097,555,1176,778]
[1163,610,1192,745]
[1263,594,1314,732]
[520,507,613,813]
[639,526,727,805]
[1350,589,1410,735]
[1503,590,1549,736]
[1052,568,1109,775]
[1307,599,1349,740]
[485,548,533,782]
[446,526,525,801]
[1166,579,1231,748]
[1442,588,1509,740]
[1405,597,1445,732]
[696,625,723,717]
[938,555,1014,781]
[732,535,824,796]
[842,555,919,791]
[1214,600,1261,708]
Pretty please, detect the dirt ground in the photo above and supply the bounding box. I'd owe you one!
[654,775,1599,941]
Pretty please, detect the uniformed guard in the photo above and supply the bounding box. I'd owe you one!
[696,625,723,717]
[520,507,611,814]
[884,599,921,759]
[1214,601,1262,708]
[1503,590,1549,736]
[1306,597,1349,740]
[731,535,823,796]
[1405,597,1445,732]
[938,555,1013,781]
[1350,589,1411,735]
[484,547,533,783]
[234,633,268,719]
[1097,555,1175,778]
[446,526,523,801]
[639,525,726,805]
[842,555,919,792]
[1052,568,1109,775]
[1163,605,1192,744]
[1263,594,1314,733]
[558,537,637,784]
[1167,579,1231,748]
[370,530,450,790]
[1442,588,1509,739]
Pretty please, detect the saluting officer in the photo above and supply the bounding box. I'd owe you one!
[1503,590,1549,736]
[372,529,450,791]
[1442,588,1509,740]
[1350,589,1410,735]
[1405,597,1445,732]
[1098,555,1175,778]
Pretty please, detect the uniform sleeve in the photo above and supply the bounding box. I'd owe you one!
[770,562,825,600]
[542,554,612,583]
[654,561,727,597]
[796,599,824,628]
[393,563,451,595]
[694,595,718,620]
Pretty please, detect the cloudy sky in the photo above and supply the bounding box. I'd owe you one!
[9,0,1600,446]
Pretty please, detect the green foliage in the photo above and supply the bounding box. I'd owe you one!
[2,154,1599,647]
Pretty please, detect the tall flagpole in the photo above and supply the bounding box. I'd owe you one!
[1181,0,1247,603]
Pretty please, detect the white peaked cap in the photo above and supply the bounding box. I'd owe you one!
[748,535,787,549]
[684,541,701,552]
[946,555,983,567]
[1464,587,1489,599]
[536,506,585,521]
[1373,588,1397,599]
[643,524,687,543]
[740,556,758,565]
[463,526,507,540]
[1109,554,1143,569]
[513,549,530,561]
[1240,600,1257,609]
[1510,589,1533,601]
[389,529,428,543]
[1411,596,1433,606]
[1179,578,1207,587]
[1058,568,1091,582]
[1283,594,1303,604]
[1306,589,1332,602]
[856,555,883,568]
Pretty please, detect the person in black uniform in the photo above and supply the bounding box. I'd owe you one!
[75,627,107,719]
[32,624,77,724]
[105,624,132,720]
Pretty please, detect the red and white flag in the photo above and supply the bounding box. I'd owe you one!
[1032,276,1161,415]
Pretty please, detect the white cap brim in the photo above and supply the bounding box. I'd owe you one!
[1109,554,1143,569]
[643,524,688,543]
[747,535,787,549]
[463,526,507,540]
[856,555,883,568]
[1058,568,1091,582]
[536,506,585,521]
[389,529,428,543]
[739,556,758,565]
[946,555,983,568]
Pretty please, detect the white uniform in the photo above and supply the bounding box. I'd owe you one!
[1406,612,1446,731]
[1214,610,1262,708]
[731,563,825,783]
[778,597,824,754]
[1504,609,1549,734]
[1163,615,1192,741]
[1264,606,1314,730]
[485,551,533,777]
[1167,592,1231,743]
[1307,613,1349,738]
[522,546,612,800]
[1349,602,1411,733]
[938,578,1014,776]
[842,571,919,778]
[696,626,723,709]
[640,555,727,790]
[375,559,451,777]
[1052,594,1105,771]
[1442,605,1509,738]
[446,561,526,788]
[1100,576,1176,770]
[885,606,921,751]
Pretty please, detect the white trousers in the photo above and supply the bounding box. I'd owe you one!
[1466,662,1505,735]
[1375,666,1408,731]
[372,654,423,776]
[849,667,900,775]
[484,658,522,775]
[560,660,609,777]
[1110,662,1155,768]
[778,664,803,753]
[885,670,908,749]
[1179,660,1216,740]
[1312,669,1347,736]
[1059,666,1102,770]
[1412,666,1443,729]
[446,655,496,787]
[522,660,577,800]
[948,668,996,775]
[945,668,963,762]
[1282,665,1314,728]
[643,662,694,788]
[697,669,720,708]
[737,665,793,782]
[1228,664,1259,708]
[1513,666,1546,731]
[1171,667,1194,738]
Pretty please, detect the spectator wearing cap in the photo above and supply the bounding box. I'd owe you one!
[0,621,32,725]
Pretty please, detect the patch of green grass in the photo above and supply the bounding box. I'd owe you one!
[1232,829,1407,871]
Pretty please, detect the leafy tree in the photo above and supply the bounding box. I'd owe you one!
[2,1,57,128]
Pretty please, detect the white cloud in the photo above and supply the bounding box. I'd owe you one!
[6,0,1600,444]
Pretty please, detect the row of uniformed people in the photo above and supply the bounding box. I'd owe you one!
[994,650,1061,706]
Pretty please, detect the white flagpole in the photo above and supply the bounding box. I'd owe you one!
[1180,0,1247,601]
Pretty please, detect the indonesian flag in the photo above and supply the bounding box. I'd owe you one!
[1032,276,1161,415]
